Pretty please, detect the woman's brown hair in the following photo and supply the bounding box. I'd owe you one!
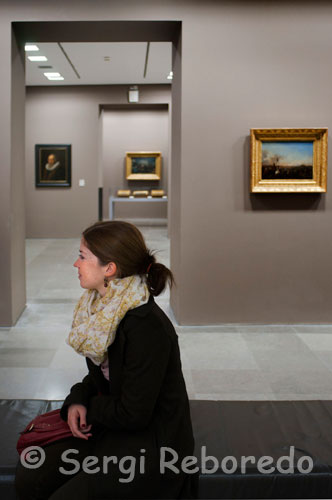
[82,220,174,296]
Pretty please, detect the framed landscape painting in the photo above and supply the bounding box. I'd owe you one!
[35,144,71,188]
[250,129,328,193]
[126,152,162,180]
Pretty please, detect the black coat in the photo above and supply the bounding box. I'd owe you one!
[60,295,198,499]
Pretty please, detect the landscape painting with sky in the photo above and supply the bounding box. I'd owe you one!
[262,141,313,180]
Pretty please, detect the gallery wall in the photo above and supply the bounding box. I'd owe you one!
[2,1,332,325]
[176,3,332,324]
[101,106,169,220]
[25,85,170,238]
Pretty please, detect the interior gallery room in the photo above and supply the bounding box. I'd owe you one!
[2,1,332,499]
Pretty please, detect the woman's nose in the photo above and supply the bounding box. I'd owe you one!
[73,259,79,268]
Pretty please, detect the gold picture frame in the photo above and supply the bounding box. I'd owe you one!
[250,128,328,193]
[126,152,161,180]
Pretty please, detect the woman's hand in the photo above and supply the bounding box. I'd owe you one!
[67,404,92,440]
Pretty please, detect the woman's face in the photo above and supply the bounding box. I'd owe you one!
[74,238,109,294]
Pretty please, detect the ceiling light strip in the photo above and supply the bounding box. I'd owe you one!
[28,56,48,62]
[58,42,81,79]
[25,44,39,52]
[143,41,150,79]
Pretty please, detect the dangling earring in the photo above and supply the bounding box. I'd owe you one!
[104,277,108,288]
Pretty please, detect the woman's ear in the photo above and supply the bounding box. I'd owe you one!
[105,262,117,278]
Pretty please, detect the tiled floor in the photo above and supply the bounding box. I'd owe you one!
[1,226,332,401]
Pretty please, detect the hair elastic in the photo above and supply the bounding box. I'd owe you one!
[146,263,152,274]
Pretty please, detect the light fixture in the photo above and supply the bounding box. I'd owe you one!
[104,56,110,61]
[128,86,139,103]
[44,72,64,81]
[167,71,173,80]
[28,56,48,62]
[25,44,39,52]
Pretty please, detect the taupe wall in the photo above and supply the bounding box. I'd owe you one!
[25,86,170,237]
[0,25,26,326]
[102,107,169,219]
[11,29,26,323]
[2,1,332,325]
[177,3,332,324]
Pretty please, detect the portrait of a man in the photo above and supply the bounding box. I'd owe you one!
[35,145,71,187]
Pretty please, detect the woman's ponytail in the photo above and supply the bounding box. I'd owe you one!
[145,254,174,296]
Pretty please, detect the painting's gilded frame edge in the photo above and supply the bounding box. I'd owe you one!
[126,151,162,181]
[250,128,328,193]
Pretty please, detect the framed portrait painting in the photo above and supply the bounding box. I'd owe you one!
[35,144,71,188]
[250,129,328,193]
[126,152,162,180]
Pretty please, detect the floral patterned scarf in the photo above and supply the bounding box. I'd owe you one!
[66,275,149,366]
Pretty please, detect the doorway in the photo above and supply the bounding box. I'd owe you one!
[4,20,182,326]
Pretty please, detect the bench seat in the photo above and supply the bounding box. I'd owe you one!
[1,399,332,499]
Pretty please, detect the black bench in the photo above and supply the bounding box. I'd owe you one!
[1,399,332,499]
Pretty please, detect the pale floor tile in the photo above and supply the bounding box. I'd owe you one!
[15,303,75,328]
[0,326,66,350]
[0,348,56,368]
[264,393,330,400]
[242,332,308,351]
[263,369,332,396]
[176,325,243,333]
[292,325,332,333]
[178,333,259,370]
[236,325,297,333]
[182,369,195,400]
[33,368,88,400]
[312,351,332,371]
[297,333,332,351]
[179,348,192,371]
[25,239,53,266]
[6,325,68,336]
[250,347,327,373]
[34,287,82,301]
[50,344,87,370]
[0,329,12,340]
[191,369,274,396]
[0,368,47,399]
[242,332,328,372]
[194,393,278,401]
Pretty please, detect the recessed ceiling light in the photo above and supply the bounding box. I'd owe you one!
[104,56,110,61]
[44,72,64,81]
[25,44,39,52]
[28,56,48,62]
[167,71,173,80]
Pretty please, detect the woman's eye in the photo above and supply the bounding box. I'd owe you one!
[79,255,84,260]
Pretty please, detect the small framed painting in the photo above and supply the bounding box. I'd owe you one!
[250,128,328,193]
[35,144,71,188]
[126,152,162,180]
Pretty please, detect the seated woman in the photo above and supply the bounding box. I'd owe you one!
[15,220,198,500]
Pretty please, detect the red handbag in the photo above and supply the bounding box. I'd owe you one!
[17,408,73,455]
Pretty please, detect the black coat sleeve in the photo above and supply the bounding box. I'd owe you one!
[86,315,171,431]
[60,372,99,421]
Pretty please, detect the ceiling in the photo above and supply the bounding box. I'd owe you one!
[25,42,172,86]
